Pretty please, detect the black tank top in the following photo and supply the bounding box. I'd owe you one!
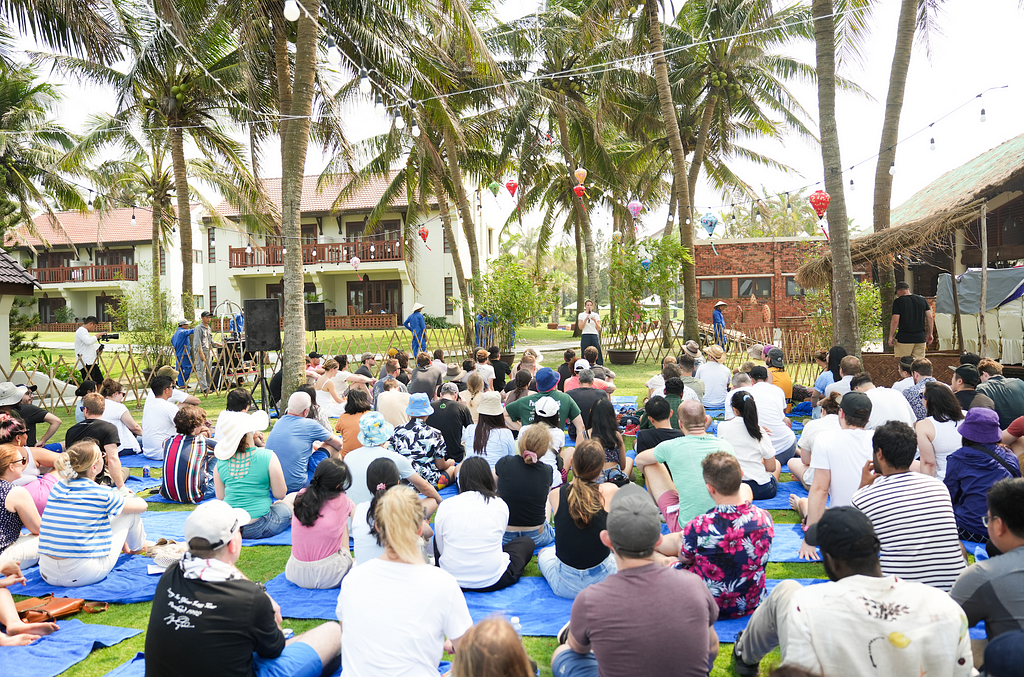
[553,482,609,570]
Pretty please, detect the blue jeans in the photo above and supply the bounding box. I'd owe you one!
[580,334,602,365]
[241,502,291,540]
[538,547,616,599]
[502,523,554,549]
[552,650,599,677]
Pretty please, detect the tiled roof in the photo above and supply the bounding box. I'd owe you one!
[0,248,38,287]
[14,207,164,248]
[212,171,409,217]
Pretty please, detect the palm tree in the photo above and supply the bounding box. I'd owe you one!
[0,64,85,245]
[0,0,123,68]
[812,0,859,353]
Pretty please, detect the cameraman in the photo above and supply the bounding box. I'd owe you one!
[75,316,106,383]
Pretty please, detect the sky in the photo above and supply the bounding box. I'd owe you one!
[31,0,1024,244]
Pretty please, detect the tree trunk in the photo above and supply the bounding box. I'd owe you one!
[169,125,193,322]
[151,195,164,327]
[573,217,584,339]
[662,177,677,238]
[645,0,696,341]
[435,176,473,346]
[277,0,321,401]
[555,105,599,306]
[813,0,860,355]
[686,93,718,201]
[442,128,481,285]
[873,0,917,353]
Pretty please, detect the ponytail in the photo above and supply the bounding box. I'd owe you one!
[516,424,550,464]
[365,457,401,544]
[374,485,425,565]
[567,440,604,529]
[294,458,351,528]
[730,390,762,441]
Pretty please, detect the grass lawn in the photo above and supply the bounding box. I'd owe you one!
[14,356,824,677]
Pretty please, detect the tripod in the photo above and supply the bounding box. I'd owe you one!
[250,351,278,416]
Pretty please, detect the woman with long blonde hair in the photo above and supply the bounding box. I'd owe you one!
[460,371,485,423]
[0,444,42,568]
[538,439,618,599]
[336,486,473,674]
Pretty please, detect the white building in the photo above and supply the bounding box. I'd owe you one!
[203,172,490,326]
[9,206,204,324]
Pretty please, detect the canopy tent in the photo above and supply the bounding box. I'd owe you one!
[934,269,1024,362]
[936,269,1024,314]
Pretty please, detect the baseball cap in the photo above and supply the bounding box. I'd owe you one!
[574,358,591,372]
[749,366,769,381]
[178,319,189,326]
[360,352,374,363]
[534,395,560,418]
[953,364,981,387]
[16,384,37,393]
[308,351,323,359]
[200,310,213,318]
[439,382,460,396]
[606,484,662,558]
[840,391,872,419]
[804,506,880,559]
[185,500,250,550]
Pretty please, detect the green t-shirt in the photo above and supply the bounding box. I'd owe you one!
[652,434,736,524]
[217,447,273,520]
[505,390,582,430]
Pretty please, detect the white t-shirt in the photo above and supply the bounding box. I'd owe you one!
[545,427,564,488]
[102,398,140,453]
[892,376,915,393]
[823,375,853,398]
[461,425,516,470]
[141,395,179,460]
[475,363,495,387]
[337,559,473,677]
[716,418,775,485]
[645,374,665,397]
[169,389,190,405]
[578,312,600,335]
[431,359,446,371]
[351,501,385,566]
[810,428,874,507]
[786,575,972,676]
[433,491,510,589]
[795,414,841,486]
[852,473,967,591]
[741,382,796,456]
[863,387,916,430]
[695,362,731,408]
[74,326,98,365]
[344,446,417,506]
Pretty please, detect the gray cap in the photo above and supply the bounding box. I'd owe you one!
[606,484,662,558]
[439,382,460,396]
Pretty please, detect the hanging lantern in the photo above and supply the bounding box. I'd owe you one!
[418,226,431,251]
[641,258,651,271]
[627,199,643,218]
[808,189,831,240]
[700,212,720,256]
[350,256,361,280]
[487,180,500,196]
[573,184,585,198]
[611,230,623,243]
[574,166,588,185]
[506,180,518,197]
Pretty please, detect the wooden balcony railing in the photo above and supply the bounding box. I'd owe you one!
[228,240,403,268]
[30,264,138,284]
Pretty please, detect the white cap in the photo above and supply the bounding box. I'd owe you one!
[535,396,560,418]
[574,359,591,372]
[184,500,250,549]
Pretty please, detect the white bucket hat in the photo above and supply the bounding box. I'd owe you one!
[214,409,270,460]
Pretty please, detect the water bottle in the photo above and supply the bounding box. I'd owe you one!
[510,616,522,639]
[142,465,150,479]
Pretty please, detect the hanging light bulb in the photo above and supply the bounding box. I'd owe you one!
[849,178,855,191]
[327,37,342,67]
[87,191,94,211]
[980,107,987,123]
[310,248,316,258]
[411,122,420,137]
[358,67,371,94]
[888,161,896,176]
[283,0,300,21]
[130,208,136,228]
[929,137,936,151]
[785,193,792,215]
[374,93,385,115]
[394,113,406,130]
[245,245,252,254]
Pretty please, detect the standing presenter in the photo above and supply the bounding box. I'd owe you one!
[577,299,603,366]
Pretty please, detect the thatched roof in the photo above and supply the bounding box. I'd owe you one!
[796,133,1024,289]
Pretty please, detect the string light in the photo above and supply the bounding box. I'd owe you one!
[327,38,342,67]
[888,161,896,176]
[245,245,252,254]
[411,121,420,137]
[849,178,854,191]
[87,190,94,211]
[358,67,371,94]
[394,113,406,130]
[980,107,987,123]
[130,208,136,228]
[930,137,936,151]
[283,0,300,22]
[374,94,385,115]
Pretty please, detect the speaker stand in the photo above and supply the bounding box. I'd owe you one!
[312,330,318,356]
[250,351,277,417]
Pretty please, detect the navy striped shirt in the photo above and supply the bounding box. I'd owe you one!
[39,478,125,558]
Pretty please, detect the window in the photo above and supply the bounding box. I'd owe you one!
[443,229,450,253]
[786,278,808,297]
[159,247,166,275]
[444,277,454,315]
[193,295,204,309]
[209,286,217,311]
[739,277,771,298]
[699,279,732,299]
[193,249,202,264]
[488,228,494,255]
[208,228,216,263]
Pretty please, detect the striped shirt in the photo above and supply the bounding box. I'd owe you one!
[38,478,125,559]
[852,472,966,591]
[161,434,212,504]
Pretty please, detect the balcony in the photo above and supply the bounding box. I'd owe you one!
[228,240,403,268]
[30,264,138,285]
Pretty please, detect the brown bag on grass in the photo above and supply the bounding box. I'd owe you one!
[15,594,108,623]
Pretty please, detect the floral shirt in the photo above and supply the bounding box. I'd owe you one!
[679,502,774,619]
[903,376,935,421]
[391,419,447,485]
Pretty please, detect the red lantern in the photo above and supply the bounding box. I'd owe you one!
[506,180,518,197]
[808,190,831,219]
[573,184,585,198]
[418,226,431,251]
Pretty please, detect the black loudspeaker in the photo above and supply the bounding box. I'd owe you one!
[243,299,282,351]
[305,302,326,332]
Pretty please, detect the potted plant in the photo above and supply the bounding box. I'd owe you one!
[477,254,545,357]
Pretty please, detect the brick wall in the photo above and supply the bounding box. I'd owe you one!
[694,237,872,330]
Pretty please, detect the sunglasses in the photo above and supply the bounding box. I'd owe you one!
[12,456,28,466]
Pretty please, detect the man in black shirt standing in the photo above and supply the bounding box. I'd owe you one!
[146,500,340,677]
[64,393,126,489]
[888,282,933,360]
[488,346,511,392]
[427,383,473,462]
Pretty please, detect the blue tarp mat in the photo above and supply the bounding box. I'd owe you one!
[15,554,159,604]
[7,620,140,677]
[141,510,292,546]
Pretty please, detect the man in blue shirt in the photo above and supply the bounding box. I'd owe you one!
[403,302,427,356]
[712,301,727,348]
[171,319,196,387]
[264,391,344,492]
[229,311,244,335]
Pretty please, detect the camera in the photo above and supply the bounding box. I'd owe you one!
[98,333,119,342]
